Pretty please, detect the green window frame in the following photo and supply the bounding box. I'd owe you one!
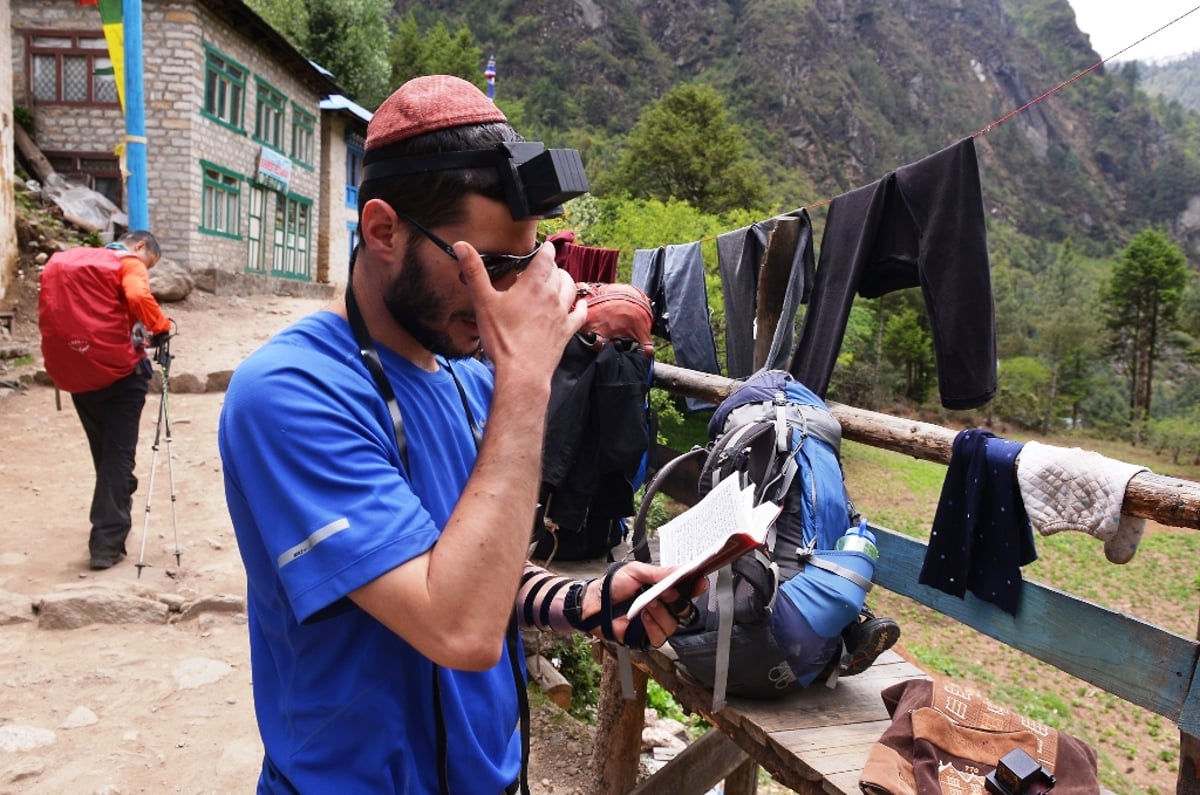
[202,44,247,132]
[200,160,243,239]
[291,103,316,168]
[254,78,287,153]
[272,193,312,279]
[246,185,271,274]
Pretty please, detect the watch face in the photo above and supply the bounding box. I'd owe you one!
[564,581,586,626]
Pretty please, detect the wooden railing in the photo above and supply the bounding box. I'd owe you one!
[652,362,1200,531]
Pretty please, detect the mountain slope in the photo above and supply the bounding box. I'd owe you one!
[395,0,1200,260]
[1141,52,1200,111]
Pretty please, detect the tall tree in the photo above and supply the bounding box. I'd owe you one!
[388,14,484,92]
[1101,227,1189,424]
[245,0,391,108]
[607,83,769,216]
[304,0,392,109]
[244,0,308,47]
[1030,238,1101,433]
[881,303,935,403]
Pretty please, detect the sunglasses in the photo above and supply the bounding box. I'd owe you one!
[395,211,542,281]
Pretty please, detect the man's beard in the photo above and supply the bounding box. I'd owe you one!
[383,249,479,360]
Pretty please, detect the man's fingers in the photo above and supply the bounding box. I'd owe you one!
[452,241,487,290]
[636,603,673,648]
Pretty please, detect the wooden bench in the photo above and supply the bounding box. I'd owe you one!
[616,647,923,794]
[567,362,1200,794]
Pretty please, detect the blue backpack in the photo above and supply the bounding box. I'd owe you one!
[632,369,886,706]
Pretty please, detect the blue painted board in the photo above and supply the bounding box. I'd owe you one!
[872,524,1200,734]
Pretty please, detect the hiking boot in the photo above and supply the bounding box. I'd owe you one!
[840,606,900,676]
[89,552,127,571]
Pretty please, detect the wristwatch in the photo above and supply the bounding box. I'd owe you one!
[563,580,587,629]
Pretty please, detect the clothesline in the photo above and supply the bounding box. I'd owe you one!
[626,137,995,412]
[572,9,1196,414]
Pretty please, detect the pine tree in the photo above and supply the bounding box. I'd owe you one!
[1101,228,1189,425]
[608,83,769,216]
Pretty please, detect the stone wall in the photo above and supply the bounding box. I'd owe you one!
[317,111,361,290]
[1,0,15,301]
[190,266,334,298]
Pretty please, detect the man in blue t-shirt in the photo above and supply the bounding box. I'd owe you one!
[218,75,698,794]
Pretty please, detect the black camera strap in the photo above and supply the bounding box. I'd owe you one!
[345,245,529,795]
[345,247,410,473]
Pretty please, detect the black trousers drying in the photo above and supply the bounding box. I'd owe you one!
[70,362,151,558]
[787,137,996,409]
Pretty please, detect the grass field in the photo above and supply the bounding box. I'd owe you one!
[841,431,1200,794]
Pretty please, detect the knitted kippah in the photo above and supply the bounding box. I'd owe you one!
[366,75,507,152]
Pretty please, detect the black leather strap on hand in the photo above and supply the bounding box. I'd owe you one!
[575,561,649,650]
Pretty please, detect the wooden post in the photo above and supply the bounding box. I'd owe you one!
[651,361,1200,531]
[724,757,760,795]
[588,651,648,795]
[752,217,800,371]
[1182,729,1200,792]
[1180,612,1200,794]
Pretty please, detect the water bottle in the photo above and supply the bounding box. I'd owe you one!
[835,518,879,561]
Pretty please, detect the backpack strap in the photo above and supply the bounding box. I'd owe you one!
[708,551,778,713]
[711,564,736,713]
[793,543,874,592]
[629,446,707,563]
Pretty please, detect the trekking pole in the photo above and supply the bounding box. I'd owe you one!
[135,329,183,577]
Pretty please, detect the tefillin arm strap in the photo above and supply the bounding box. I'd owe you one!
[344,245,529,795]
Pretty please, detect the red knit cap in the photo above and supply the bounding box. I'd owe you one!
[366,75,507,152]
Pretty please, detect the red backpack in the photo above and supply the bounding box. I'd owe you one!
[575,282,654,356]
[38,247,142,393]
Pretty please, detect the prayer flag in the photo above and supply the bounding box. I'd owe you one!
[94,0,126,110]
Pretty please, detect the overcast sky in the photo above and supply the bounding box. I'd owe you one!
[1067,1,1200,61]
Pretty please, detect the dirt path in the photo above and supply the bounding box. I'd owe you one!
[0,287,595,794]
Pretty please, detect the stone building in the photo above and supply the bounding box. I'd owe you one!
[1,0,15,301]
[8,0,369,292]
[318,94,370,290]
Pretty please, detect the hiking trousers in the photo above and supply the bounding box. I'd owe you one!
[71,362,151,559]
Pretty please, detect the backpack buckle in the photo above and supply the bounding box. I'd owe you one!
[794,538,818,567]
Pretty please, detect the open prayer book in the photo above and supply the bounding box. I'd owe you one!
[626,475,782,619]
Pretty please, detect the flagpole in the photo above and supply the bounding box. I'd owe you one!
[122,0,148,230]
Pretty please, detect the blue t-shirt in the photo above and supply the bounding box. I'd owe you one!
[218,311,522,794]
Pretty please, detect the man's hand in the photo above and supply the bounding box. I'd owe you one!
[150,330,173,369]
[581,562,708,650]
[454,240,586,384]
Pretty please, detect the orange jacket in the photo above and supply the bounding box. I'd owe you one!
[119,255,171,335]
